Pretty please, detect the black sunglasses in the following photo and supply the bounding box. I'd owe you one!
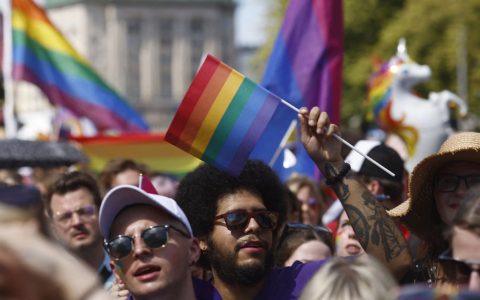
[215,210,279,231]
[104,224,190,260]
[284,223,332,236]
[439,249,480,283]
[277,223,333,248]
[435,174,480,193]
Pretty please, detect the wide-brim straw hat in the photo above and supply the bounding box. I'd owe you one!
[387,132,480,240]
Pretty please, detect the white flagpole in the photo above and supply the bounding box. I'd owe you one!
[1,0,17,138]
[268,119,296,167]
[280,99,395,178]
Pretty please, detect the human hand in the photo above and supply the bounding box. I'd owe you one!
[109,279,129,300]
[298,107,343,168]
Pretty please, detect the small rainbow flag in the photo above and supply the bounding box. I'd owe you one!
[11,0,148,132]
[166,54,281,175]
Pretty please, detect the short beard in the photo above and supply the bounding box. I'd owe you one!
[207,237,273,286]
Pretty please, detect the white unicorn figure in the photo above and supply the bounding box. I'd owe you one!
[365,39,468,171]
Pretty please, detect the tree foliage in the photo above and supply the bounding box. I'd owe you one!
[256,0,480,129]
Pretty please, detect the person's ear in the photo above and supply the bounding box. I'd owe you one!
[198,237,208,253]
[189,238,201,266]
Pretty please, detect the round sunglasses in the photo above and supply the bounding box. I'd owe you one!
[214,210,279,231]
[104,224,190,260]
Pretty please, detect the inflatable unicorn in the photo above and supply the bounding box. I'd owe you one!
[365,39,468,171]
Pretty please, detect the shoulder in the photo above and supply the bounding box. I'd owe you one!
[256,259,328,300]
[192,277,222,300]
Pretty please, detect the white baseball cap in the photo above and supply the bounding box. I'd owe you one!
[99,185,193,239]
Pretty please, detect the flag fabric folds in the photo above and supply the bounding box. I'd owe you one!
[166,54,281,175]
[11,0,149,132]
[71,133,202,177]
[250,0,343,179]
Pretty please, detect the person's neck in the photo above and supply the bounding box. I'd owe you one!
[75,242,105,270]
[133,276,197,300]
[212,272,265,300]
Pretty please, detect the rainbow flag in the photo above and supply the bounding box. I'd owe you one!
[70,133,202,177]
[10,0,148,132]
[166,54,281,175]
[250,0,343,180]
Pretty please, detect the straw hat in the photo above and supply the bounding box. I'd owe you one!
[387,132,480,240]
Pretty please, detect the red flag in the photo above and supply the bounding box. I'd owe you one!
[139,174,158,194]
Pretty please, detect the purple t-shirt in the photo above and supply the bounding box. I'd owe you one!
[254,260,326,300]
[126,260,325,300]
[192,259,326,300]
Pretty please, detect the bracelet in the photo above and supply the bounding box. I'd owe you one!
[325,163,351,186]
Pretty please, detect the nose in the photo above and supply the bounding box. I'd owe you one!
[346,226,357,240]
[301,203,309,212]
[132,236,151,258]
[244,216,261,233]
[70,212,82,225]
[455,179,469,194]
[469,270,480,291]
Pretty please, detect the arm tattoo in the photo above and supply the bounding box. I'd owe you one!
[361,191,407,261]
[342,204,369,248]
[324,163,350,200]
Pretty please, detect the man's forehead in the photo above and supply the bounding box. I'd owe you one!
[51,188,95,207]
[216,190,266,213]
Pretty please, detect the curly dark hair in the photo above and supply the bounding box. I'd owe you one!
[175,160,287,238]
[44,171,101,216]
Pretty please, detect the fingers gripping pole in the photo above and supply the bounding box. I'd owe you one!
[281,99,396,178]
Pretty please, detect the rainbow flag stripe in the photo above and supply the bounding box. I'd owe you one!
[70,133,202,177]
[11,0,148,132]
[166,54,281,175]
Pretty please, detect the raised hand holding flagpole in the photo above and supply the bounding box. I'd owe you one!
[281,100,395,178]
[166,54,394,178]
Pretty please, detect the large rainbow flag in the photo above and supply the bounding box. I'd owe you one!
[71,133,202,177]
[250,0,343,180]
[10,0,148,132]
[166,54,281,175]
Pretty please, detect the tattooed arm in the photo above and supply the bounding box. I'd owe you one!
[298,107,412,280]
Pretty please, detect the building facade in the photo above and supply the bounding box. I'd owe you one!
[32,0,236,132]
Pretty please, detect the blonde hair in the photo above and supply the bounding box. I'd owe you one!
[299,255,397,300]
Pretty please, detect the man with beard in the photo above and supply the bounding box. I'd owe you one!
[176,160,326,300]
[45,171,114,287]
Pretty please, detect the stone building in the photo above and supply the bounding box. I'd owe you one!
[20,0,236,133]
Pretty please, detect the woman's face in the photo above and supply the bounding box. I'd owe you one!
[296,186,321,225]
[434,162,480,226]
[450,226,480,291]
[335,211,365,257]
[284,240,332,266]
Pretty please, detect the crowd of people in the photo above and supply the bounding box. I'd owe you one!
[1,107,480,299]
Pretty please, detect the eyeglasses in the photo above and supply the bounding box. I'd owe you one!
[277,223,333,249]
[53,204,97,225]
[301,197,319,209]
[439,249,480,284]
[104,225,190,260]
[214,210,279,231]
[284,223,332,236]
[435,174,480,193]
